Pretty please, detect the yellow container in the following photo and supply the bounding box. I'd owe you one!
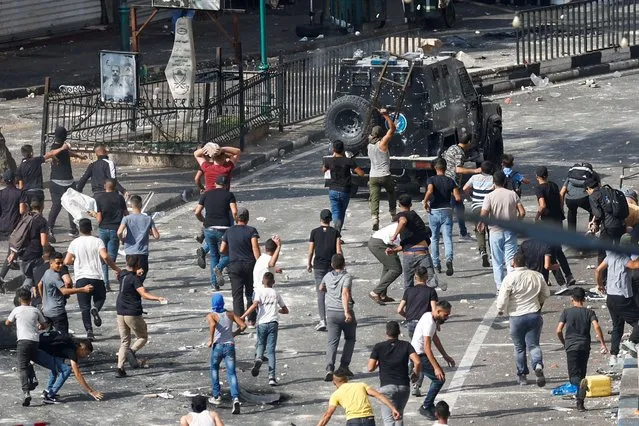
[585,375,612,398]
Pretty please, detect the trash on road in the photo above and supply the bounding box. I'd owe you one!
[530,73,550,88]
[256,217,267,222]
[455,51,476,68]
[549,92,561,98]
[612,71,622,78]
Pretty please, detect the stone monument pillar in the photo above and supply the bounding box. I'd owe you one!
[165,16,196,134]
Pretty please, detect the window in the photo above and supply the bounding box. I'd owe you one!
[351,72,370,87]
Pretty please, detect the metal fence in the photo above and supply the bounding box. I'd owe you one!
[44,28,430,153]
[515,0,639,64]
[43,69,282,154]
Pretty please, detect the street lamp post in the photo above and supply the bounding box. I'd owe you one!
[259,0,268,71]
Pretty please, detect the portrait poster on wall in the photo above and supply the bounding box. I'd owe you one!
[100,51,139,104]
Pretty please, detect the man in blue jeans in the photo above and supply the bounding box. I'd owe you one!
[207,293,246,415]
[423,158,462,277]
[497,252,550,387]
[322,140,365,233]
[480,171,526,290]
[411,300,455,420]
[195,175,237,290]
[95,178,128,292]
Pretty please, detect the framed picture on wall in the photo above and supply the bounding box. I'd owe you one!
[99,51,139,104]
[151,0,221,11]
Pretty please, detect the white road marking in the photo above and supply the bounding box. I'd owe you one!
[444,299,498,410]
[157,142,327,224]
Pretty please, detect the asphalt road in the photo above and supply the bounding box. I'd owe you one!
[2,70,639,425]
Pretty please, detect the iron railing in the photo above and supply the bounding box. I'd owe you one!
[43,69,282,154]
[515,0,639,64]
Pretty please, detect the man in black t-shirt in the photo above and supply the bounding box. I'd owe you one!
[368,321,421,424]
[220,207,260,325]
[0,169,28,291]
[195,175,238,290]
[388,195,439,290]
[48,126,88,240]
[16,143,70,205]
[423,159,462,277]
[115,255,166,378]
[519,238,563,286]
[322,140,365,233]
[14,200,49,290]
[534,166,574,287]
[35,331,103,402]
[95,178,128,291]
[398,265,439,338]
[307,209,342,331]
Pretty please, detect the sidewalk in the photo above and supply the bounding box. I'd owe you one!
[0,0,517,93]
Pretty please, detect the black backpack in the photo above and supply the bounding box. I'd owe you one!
[503,170,522,197]
[600,184,629,220]
[567,163,594,187]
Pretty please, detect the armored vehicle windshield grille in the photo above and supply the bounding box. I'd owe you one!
[457,67,476,100]
[351,72,371,87]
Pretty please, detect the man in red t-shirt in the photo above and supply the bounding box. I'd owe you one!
[194,143,241,191]
[194,143,241,269]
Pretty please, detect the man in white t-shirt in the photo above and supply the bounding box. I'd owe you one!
[411,300,455,421]
[242,272,288,386]
[252,236,282,294]
[64,218,121,340]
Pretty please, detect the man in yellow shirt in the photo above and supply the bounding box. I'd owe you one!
[317,368,401,426]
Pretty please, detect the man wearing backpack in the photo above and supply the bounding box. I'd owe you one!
[586,178,628,265]
[0,170,28,293]
[560,163,599,232]
[9,199,49,290]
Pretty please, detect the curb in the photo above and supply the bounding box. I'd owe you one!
[144,127,325,215]
[472,48,639,95]
[618,355,639,425]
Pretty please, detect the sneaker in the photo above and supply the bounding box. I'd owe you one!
[105,283,113,292]
[116,368,127,378]
[68,230,79,238]
[22,391,31,407]
[411,384,421,397]
[90,307,102,327]
[576,399,586,412]
[195,232,205,244]
[368,292,385,306]
[232,398,241,415]
[534,364,546,387]
[247,320,256,329]
[213,285,220,292]
[214,268,225,287]
[517,374,528,386]
[340,366,354,377]
[209,396,222,405]
[435,265,442,274]
[8,261,19,270]
[379,295,395,303]
[418,404,436,420]
[324,366,334,382]
[48,231,57,244]
[126,350,140,369]
[372,221,379,231]
[481,252,490,267]
[459,234,475,242]
[43,392,59,404]
[622,340,638,356]
[314,320,327,332]
[268,377,278,386]
[86,331,95,341]
[196,248,206,269]
[251,359,262,377]
[445,261,454,277]
[609,354,618,367]
[28,375,38,391]
[566,275,576,287]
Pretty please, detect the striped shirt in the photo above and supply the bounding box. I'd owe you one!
[464,173,494,211]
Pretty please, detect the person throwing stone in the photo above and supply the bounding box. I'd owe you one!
[368,108,397,231]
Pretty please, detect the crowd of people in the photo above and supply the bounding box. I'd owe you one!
[2,120,639,425]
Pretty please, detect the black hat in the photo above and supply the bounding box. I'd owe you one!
[320,209,332,221]
[535,166,548,178]
[54,126,68,142]
[237,207,249,222]
[215,175,229,186]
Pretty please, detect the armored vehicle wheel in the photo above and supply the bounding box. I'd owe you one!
[442,2,456,28]
[325,95,377,155]
[483,114,503,165]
